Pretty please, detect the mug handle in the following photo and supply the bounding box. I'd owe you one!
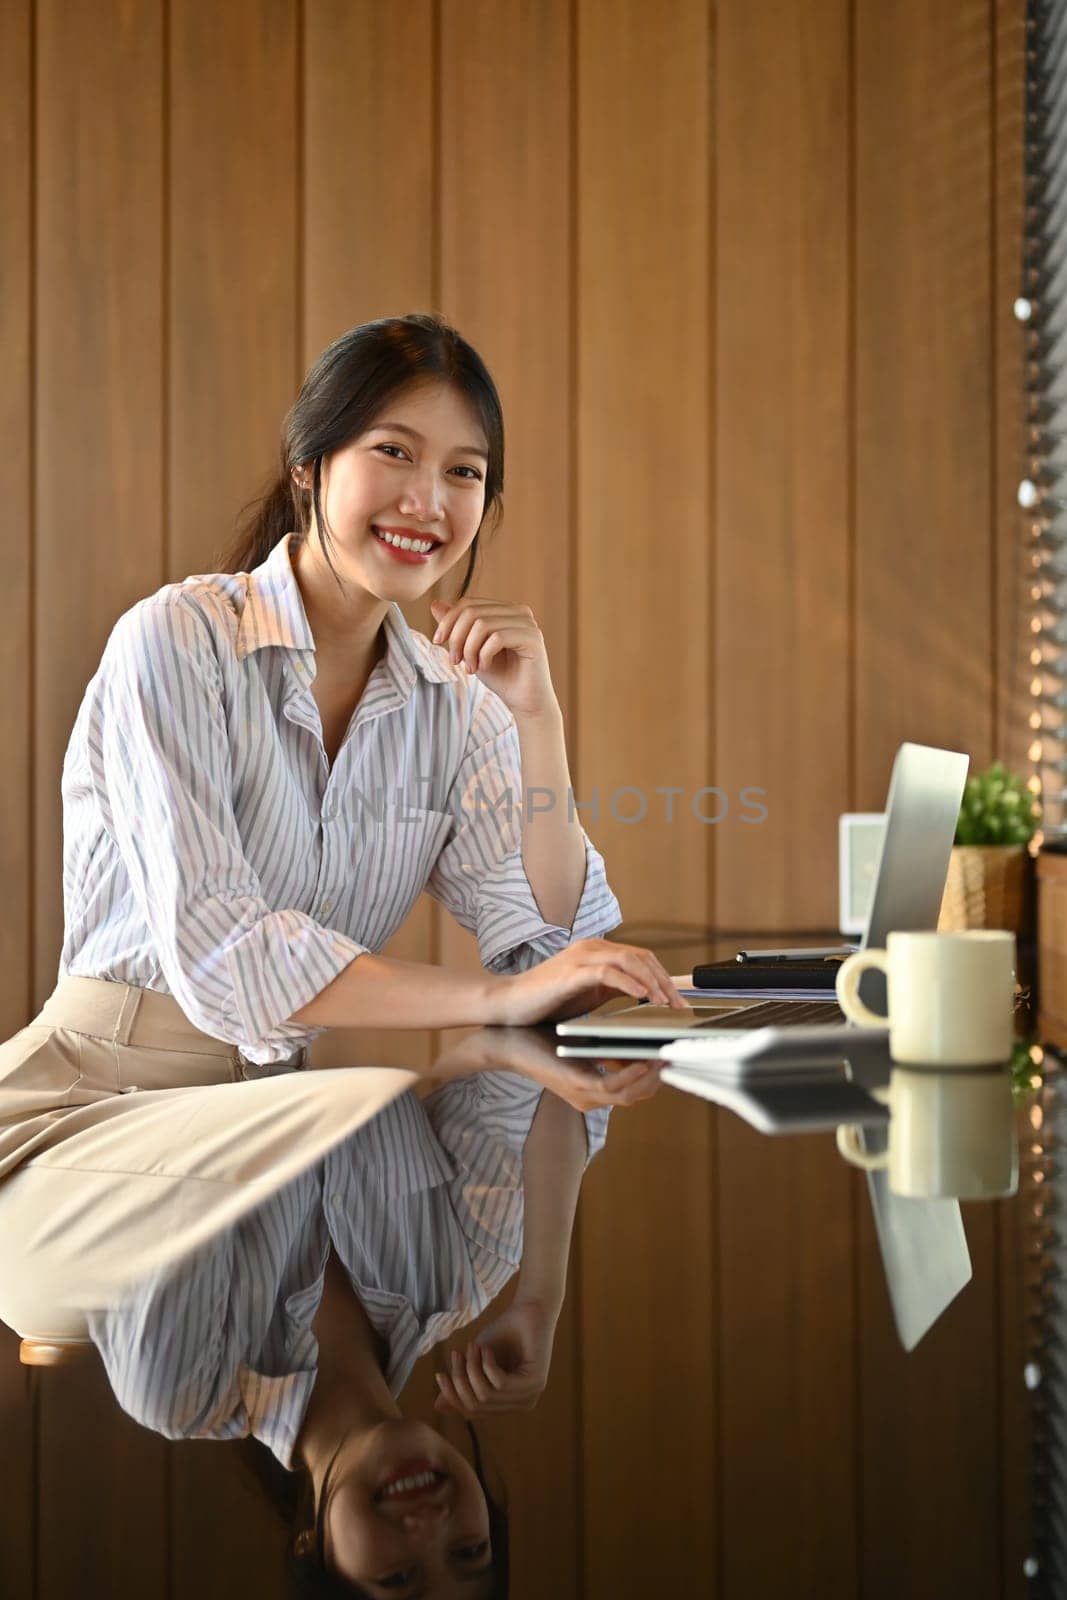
[835,948,890,1028]
[835,1086,891,1170]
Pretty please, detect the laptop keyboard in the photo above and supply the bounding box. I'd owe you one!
[694,1000,845,1029]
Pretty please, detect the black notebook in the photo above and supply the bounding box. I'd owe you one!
[692,958,843,992]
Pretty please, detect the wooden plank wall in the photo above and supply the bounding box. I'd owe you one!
[0,1,1034,1597]
[0,2,36,1595]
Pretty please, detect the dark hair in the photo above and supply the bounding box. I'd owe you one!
[216,313,505,598]
[234,1420,509,1598]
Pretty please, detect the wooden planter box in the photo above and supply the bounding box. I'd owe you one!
[1038,851,1067,1049]
[938,844,1029,932]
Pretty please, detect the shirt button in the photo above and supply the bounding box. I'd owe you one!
[319,899,333,917]
[330,1193,342,1208]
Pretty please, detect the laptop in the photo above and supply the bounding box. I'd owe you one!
[556,741,970,1051]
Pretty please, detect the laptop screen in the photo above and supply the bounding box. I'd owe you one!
[857,742,970,1013]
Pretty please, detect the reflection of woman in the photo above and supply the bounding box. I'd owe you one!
[0,313,683,1340]
[88,1073,651,1595]
[290,1081,591,1595]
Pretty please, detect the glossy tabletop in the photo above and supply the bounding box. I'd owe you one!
[1,932,1032,1599]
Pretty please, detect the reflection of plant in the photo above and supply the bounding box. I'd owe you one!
[1011,1037,1044,1108]
[954,761,1037,846]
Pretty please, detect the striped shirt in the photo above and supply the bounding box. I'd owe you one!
[59,532,622,1064]
[86,1072,609,1468]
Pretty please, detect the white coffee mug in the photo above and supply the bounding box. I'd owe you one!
[835,930,1015,1067]
[835,1066,1018,1200]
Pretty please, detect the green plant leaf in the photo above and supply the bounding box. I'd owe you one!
[952,760,1037,846]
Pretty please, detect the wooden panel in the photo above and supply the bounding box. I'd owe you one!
[714,0,850,931]
[0,0,35,1591]
[855,0,995,801]
[576,1,713,1588]
[854,4,1000,1593]
[576,0,713,936]
[579,1096,716,1588]
[167,2,304,1588]
[34,2,168,1595]
[713,4,857,1587]
[717,1121,858,1595]
[0,1333,34,1599]
[38,1359,168,1597]
[435,6,578,1591]
[34,0,166,1010]
[0,0,32,1038]
[172,1441,288,1600]
[303,0,435,359]
[857,1197,1002,1599]
[170,0,298,580]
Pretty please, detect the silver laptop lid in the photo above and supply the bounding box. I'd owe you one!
[862,742,970,950]
[857,742,970,1016]
[845,1048,974,1350]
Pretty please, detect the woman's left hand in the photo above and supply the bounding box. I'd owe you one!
[429,597,558,721]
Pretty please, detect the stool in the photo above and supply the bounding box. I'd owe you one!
[18,1338,93,1367]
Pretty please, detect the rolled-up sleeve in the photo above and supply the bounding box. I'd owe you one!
[87,1181,323,1469]
[424,686,622,975]
[91,596,368,1061]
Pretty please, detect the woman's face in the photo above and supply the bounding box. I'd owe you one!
[310,380,489,599]
[322,1418,494,1597]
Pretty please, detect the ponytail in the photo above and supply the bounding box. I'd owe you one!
[215,466,306,575]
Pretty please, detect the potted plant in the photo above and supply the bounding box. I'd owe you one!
[938,760,1037,935]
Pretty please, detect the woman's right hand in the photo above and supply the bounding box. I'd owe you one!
[430,1020,664,1112]
[433,1297,557,1418]
[487,936,688,1028]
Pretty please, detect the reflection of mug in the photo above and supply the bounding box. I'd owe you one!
[835,1067,1019,1199]
[835,930,1015,1066]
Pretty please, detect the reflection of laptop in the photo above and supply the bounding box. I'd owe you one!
[839,1050,974,1351]
[556,742,969,1048]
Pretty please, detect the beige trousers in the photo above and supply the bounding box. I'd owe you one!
[0,977,414,1340]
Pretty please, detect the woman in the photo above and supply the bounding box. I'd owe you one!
[0,312,684,1356]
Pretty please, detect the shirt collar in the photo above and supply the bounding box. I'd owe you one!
[235,532,454,687]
